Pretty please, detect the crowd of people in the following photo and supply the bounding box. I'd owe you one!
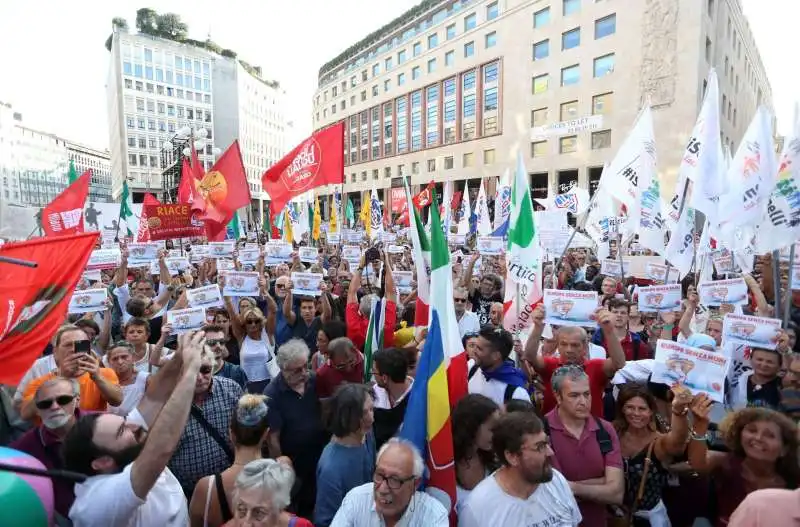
[1,232,799,527]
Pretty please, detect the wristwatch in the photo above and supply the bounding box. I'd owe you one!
[690,430,710,441]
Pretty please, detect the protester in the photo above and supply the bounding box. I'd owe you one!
[452,393,500,513]
[204,324,248,389]
[315,337,364,399]
[371,347,413,449]
[105,341,150,416]
[467,326,529,406]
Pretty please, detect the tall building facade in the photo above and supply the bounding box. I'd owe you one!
[213,60,291,224]
[106,29,217,202]
[0,101,21,203]
[312,0,773,211]
[15,126,70,208]
[67,141,113,203]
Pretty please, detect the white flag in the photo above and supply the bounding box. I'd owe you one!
[475,181,492,235]
[442,180,454,234]
[664,204,695,279]
[456,188,472,235]
[534,186,592,215]
[369,187,384,240]
[687,70,724,224]
[493,169,511,230]
[717,106,777,230]
[586,166,616,261]
[630,107,665,255]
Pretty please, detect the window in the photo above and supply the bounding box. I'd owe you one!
[563,0,580,16]
[384,79,391,91]
[446,24,456,39]
[385,57,393,70]
[136,98,145,111]
[398,50,407,64]
[485,32,497,48]
[412,66,421,80]
[361,90,367,101]
[593,54,615,77]
[560,136,577,153]
[123,61,133,75]
[372,64,379,77]
[464,13,477,31]
[146,100,155,112]
[463,152,475,167]
[464,41,475,57]
[592,92,612,114]
[384,167,392,178]
[532,74,549,94]
[428,34,438,49]
[426,59,435,73]
[398,73,406,85]
[129,154,137,166]
[124,79,133,89]
[484,86,498,111]
[464,94,476,117]
[531,108,548,127]
[428,159,436,172]
[134,64,143,78]
[531,141,548,158]
[595,14,616,39]
[562,28,581,50]
[445,50,455,66]
[591,130,611,149]
[137,118,145,129]
[708,0,714,14]
[484,149,496,164]
[373,85,379,96]
[128,136,136,147]
[413,42,422,56]
[534,7,550,28]
[482,1,502,19]
[533,40,550,60]
[412,162,420,174]
[445,156,454,169]
[560,100,579,121]
[561,65,580,86]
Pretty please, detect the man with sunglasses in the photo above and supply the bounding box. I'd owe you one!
[11,377,85,521]
[203,324,248,389]
[454,286,480,338]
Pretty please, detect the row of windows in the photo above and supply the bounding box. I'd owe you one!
[128,98,212,123]
[531,129,612,157]
[317,31,497,122]
[123,78,213,105]
[534,0,589,28]
[121,43,211,73]
[532,53,615,94]
[125,115,214,136]
[341,61,501,167]
[320,0,498,87]
[533,13,616,61]
[531,92,613,128]
[122,62,212,92]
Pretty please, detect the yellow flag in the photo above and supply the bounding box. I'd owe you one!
[312,196,322,241]
[284,208,294,244]
[329,196,338,233]
[359,191,371,238]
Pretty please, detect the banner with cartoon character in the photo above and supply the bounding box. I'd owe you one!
[542,289,598,328]
[637,284,682,313]
[651,339,728,403]
[722,313,782,350]
[697,277,748,306]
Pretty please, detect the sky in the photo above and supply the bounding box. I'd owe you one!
[0,0,795,152]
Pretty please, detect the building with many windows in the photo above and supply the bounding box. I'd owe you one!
[106,28,218,202]
[67,141,113,203]
[312,0,773,212]
[0,101,22,204]
[14,126,70,209]
[213,59,292,224]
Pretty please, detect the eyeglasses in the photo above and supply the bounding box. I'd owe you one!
[521,440,552,454]
[35,394,75,410]
[453,298,467,303]
[373,472,415,490]
[245,319,262,325]
[206,338,226,347]
[199,365,213,375]
[275,284,286,290]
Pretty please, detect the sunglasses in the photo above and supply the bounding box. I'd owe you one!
[199,365,213,375]
[206,338,226,347]
[245,319,262,325]
[35,394,75,410]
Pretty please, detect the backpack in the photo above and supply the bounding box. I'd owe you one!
[542,414,613,457]
[468,364,519,404]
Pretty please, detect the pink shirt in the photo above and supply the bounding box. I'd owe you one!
[728,488,800,527]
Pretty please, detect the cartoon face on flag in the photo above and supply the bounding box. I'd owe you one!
[370,192,382,231]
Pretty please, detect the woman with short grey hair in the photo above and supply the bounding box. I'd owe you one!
[225,459,313,527]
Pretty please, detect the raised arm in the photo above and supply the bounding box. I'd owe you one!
[678,291,699,339]
[597,308,626,376]
[685,392,726,474]
[383,253,397,304]
[461,253,479,292]
[656,389,693,459]
[525,305,547,372]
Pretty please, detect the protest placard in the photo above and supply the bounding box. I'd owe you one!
[651,339,729,403]
[543,289,598,328]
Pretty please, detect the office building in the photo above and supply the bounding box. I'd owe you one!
[67,141,113,203]
[0,101,21,204]
[312,0,773,211]
[213,59,291,224]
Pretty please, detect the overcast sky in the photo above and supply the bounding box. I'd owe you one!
[0,0,794,152]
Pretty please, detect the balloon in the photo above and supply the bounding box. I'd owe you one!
[0,446,54,526]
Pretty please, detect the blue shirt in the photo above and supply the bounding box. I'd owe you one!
[314,435,376,527]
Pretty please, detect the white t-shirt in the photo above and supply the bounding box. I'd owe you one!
[457,310,481,338]
[458,469,581,527]
[68,411,188,527]
[467,359,529,407]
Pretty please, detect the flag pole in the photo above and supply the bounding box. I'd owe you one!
[772,250,783,323]
[663,178,692,283]
[555,187,601,269]
[617,233,630,299]
[783,245,795,327]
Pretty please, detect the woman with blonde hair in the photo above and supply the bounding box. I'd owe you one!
[688,401,800,526]
[229,305,278,393]
[190,394,292,527]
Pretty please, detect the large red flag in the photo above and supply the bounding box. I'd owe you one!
[262,122,344,214]
[191,141,251,224]
[42,170,91,237]
[0,231,99,385]
[177,158,194,204]
[136,193,162,242]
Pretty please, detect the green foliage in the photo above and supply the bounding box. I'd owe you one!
[155,13,188,41]
[112,17,129,30]
[220,48,238,58]
[135,8,158,34]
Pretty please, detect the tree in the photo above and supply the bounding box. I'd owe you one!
[220,48,237,58]
[136,8,158,35]
[156,13,188,41]
[112,17,129,30]
[205,39,222,54]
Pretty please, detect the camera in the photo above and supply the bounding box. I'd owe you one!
[365,245,382,262]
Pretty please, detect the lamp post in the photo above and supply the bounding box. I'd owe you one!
[160,127,220,203]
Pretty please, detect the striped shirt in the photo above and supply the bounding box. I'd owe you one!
[330,482,449,527]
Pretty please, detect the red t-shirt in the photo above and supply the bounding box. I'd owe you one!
[345,300,397,350]
[598,332,653,361]
[315,352,365,399]
[539,357,609,417]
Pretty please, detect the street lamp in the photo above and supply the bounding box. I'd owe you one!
[160,127,219,203]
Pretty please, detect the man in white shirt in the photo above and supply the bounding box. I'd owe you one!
[468,326,530,406]
[63,331,205,527]
[454,287,480,338]
[331,438,448,526]
[459,412,581,527]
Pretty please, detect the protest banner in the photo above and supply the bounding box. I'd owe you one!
[637,284,682,313]
[542,289,598,328]
[722,313,782,350]
[143,204,205,241]
[651,339,729,403]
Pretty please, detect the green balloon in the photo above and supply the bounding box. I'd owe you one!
[0,471,49,527]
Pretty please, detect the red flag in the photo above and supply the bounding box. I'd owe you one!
[42,171,91,237]
[192,141,250,224]
[205,220,227,242]
[136,193,162,242]
[262,122,344,214]
[0,231,99,385]
[450,191,462,211]
[412,182,435,210]
[177,158,194,204]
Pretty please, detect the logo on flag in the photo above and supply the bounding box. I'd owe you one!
[553,193,578,213]
[48,209,83,232]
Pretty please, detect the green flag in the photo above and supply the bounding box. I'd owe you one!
[363,296,386,383]
[119,181,135,238]
[345,198,355,228]
[228,212,242,239]
[67,159,78,184]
